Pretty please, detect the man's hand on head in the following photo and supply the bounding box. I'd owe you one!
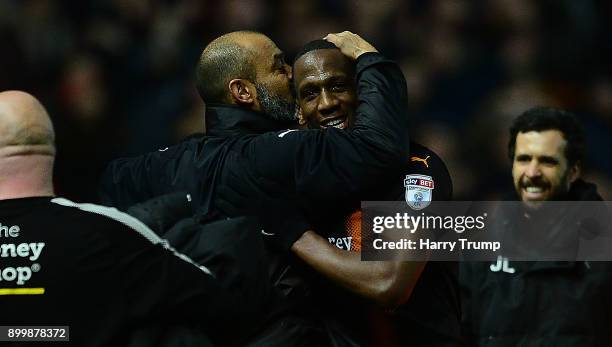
[324,31,378,60]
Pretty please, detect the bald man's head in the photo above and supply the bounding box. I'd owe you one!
[0,91,56,199]
[0,90,55,155]
[195,31,267,103]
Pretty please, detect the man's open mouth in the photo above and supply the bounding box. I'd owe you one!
[320,116,348,129]
[521,185,548,200]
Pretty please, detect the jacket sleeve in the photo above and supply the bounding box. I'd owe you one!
[98,143,197,211]
[243,53,410,201]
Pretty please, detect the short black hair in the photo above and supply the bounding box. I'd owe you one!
[292,40,355,94]
[508,106,586,166]
[195,32,258,103]
[294,39,338,63]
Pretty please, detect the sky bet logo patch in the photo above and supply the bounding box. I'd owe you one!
[404,174,434,210]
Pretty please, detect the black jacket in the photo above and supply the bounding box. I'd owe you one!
[99,53,409,226]
[460,180,612,346]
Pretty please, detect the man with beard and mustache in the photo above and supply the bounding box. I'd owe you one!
[285,39,459,347]
[100,31,411,345]
[460,107,612,346]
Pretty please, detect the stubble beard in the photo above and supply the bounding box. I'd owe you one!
[255,83,297,123]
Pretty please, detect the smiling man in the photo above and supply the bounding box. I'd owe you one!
[511,116,581,205]
[461,107,612,346]
[290,39,459,347]
[294,42,357,130]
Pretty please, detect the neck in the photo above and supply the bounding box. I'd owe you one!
[0,154,55,200]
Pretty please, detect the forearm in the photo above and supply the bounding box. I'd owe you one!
[291,230,426,309]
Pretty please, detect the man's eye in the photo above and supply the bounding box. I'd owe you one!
[304,93,317,101]
[332,84,346,92]
[300,90,317,101]
[515,155,530,162]
[540,158,558,166]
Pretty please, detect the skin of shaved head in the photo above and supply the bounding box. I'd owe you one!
[0,91,55,149]
[195,31,263,103]
[0,90,56,199]
[195,31,295,121]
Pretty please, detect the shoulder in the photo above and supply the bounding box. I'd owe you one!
[50,198,164,245]
[407,142,453,200]
[117,135,211,164]
[249,128,323,143]
[241,128,322,161]
[154,135,211,158]
[409,142,448,171]
[50,198,213,275]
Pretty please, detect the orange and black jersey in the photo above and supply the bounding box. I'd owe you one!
[314,142,460,347]
[332,141,452,251]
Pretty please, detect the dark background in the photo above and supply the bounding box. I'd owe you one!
[1,0,610,201]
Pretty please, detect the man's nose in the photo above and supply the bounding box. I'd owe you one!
[318,90,339,113]
[525,160,542,177]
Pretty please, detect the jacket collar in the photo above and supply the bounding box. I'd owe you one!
[205,104,296,137]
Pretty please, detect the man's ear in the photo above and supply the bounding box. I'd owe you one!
[228,79,256,106]
[569,162,581,184]
[297,106,307,127]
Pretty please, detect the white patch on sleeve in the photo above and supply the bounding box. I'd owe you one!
[51,197,212,275]
[278,129,298,138]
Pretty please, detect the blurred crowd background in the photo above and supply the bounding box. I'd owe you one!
[1,0,610,201]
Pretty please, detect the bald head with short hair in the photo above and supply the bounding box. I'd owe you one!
[195,31,264,103]
[0,90,56,199]
[0,91,55,151]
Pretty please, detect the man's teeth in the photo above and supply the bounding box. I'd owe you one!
[324,118,345,127]
[525,187,544,193]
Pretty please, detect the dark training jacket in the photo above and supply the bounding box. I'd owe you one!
[460,180,612,346]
